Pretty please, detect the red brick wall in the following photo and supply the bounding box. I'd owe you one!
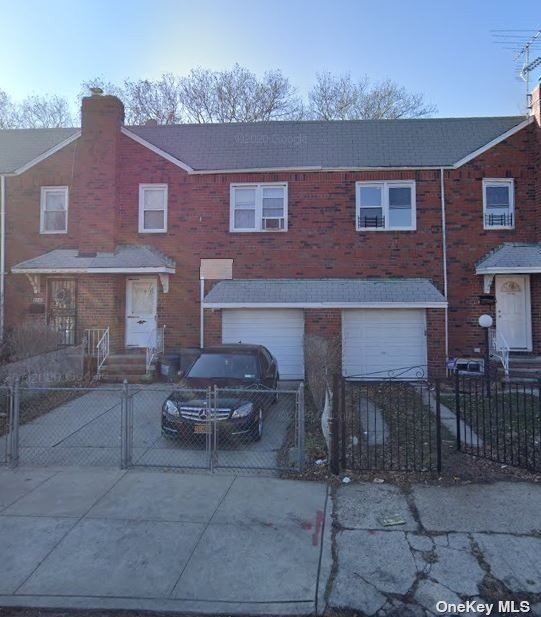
[4,104,540,370]
[426,309,447,377]
[444,123,539,357]
[204,309,222,346]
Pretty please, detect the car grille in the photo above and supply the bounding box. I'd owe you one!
[179,407,231,421]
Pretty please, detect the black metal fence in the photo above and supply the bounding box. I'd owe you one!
[330,375,442,472]
[453,374,541,472]
[329,371,541,475]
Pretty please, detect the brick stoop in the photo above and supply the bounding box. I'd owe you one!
[98,351,155,383]
[497,355,541,383]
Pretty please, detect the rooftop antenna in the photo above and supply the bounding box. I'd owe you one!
[492,29,541,114]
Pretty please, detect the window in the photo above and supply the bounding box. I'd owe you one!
[356,181,416,231]
[139,184,168,233]
[483,179,514,229]
[230,183,288,232]
[40,186,68,234]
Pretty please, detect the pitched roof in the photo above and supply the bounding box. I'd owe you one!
[129,116,526,171]
[0,128,79,174]
[476,243,541,274]
[11,245,175,273]
[203,278,446,307]
[0,115,527,175]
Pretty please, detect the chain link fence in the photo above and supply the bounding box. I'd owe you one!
[2,380,304,474]
[126,384,304,473]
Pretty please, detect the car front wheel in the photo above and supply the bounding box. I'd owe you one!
[251,408,263,441]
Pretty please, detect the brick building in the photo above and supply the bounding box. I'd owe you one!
[0,86,540,379]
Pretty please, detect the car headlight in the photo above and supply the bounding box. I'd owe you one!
[231,402,253,418]
[163,400,180,417]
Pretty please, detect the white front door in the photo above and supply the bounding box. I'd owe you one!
[496,275,532,351]
[125,278,157,347]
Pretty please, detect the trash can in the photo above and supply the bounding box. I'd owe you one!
[160,353,181,380]
[179,347,201,373]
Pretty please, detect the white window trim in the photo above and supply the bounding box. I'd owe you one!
[40,186,69,235]
[483,178,515,230]
[355,181,416,231]
[230,182,288,232]
[138,184,168,233]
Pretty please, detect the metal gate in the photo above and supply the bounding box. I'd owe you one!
[48,279,77,345]
[123,383,304,473]
[0,385,17,467]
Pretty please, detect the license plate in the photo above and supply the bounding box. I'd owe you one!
[194,424,210,434]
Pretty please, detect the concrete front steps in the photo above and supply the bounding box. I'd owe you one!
[98,351,155,383]
[497,355,541,383]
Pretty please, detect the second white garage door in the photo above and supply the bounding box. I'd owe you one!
[222,309,305,380]
[342,309,427,379]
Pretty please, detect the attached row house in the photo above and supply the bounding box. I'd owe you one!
[0,86,540,380]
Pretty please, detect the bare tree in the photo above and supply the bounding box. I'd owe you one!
[179,65,304,123]
[0,89,16,128]
[14,95,74,128]
[80,75,183,125]
[308,72,436,120]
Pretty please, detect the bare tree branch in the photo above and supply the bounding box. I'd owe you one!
[308,72,436,120]
[13,95,74,128]
[0,89,16,128]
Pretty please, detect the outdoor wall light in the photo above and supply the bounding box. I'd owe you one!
[478,314,493,329]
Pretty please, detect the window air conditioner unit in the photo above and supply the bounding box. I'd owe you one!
[262,217,285,230]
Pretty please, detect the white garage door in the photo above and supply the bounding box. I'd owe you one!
[342,309,427,379]
[222,309,304,380]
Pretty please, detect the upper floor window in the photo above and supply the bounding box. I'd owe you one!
[230,183,288,232]
[483,179,514,229]
[356,181,416,231]
[40,186,68,234]
[139,184,168,233]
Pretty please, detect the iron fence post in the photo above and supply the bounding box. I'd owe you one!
[10,378,20,468]
[454,369,461,451]
[5,383,13,466]
[297,382,305,472]
[329,374,341,475]
[121,380,128,469]
[435,379,442,473]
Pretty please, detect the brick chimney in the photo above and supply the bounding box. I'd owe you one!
[75,93,124,253]
[530,82,541,127]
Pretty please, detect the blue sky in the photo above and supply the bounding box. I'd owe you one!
[1,0,540,118]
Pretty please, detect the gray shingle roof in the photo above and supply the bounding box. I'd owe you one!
[0,116,526,174]
[130,116,525,170]
[0,128,79,173]
[12,245,175,272]
[476,243,541,273]
[204,278,446,306]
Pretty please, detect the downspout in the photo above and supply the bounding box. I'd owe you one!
[440,168,449,363]
[0,175,5,343]
[200,277,205,348]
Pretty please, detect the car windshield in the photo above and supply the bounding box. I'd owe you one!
[187,353,259,380]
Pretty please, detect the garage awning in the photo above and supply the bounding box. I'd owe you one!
[12,245,176,274]
[204,278,447,308]
[476,243,541,274]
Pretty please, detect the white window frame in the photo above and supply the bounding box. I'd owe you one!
[40,186,69,234]
[230,182,288,232]
[483,178,514,230]
[138,183,168,233]
[355,181,416,231]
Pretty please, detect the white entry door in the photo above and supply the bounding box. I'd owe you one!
[496,275,532,351]
[126,278,157,347]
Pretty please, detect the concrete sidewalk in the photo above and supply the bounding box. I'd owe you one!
[328,481,541,616]
[0,468,331,615]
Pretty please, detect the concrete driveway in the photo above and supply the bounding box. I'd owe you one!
[0,468,331,615]
[3,383,298,472]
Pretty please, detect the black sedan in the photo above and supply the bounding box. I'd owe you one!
[161,344,279,442]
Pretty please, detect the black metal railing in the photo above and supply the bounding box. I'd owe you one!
[331,374,441,472]
[358,215,385,228]
[453,374,541,472]
[485,212,513,227]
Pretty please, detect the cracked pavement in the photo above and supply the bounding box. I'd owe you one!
[326,481,541,616]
